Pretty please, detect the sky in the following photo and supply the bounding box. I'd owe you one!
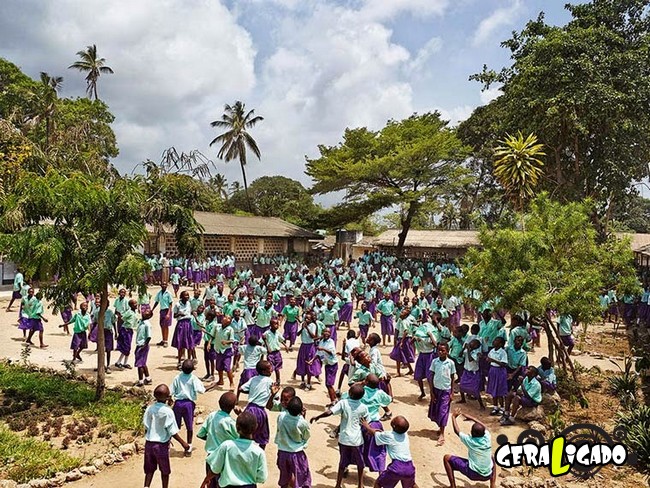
[0,0,577,193]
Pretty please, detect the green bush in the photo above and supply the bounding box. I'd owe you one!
[608,357,639,408]
[615,406,650,473]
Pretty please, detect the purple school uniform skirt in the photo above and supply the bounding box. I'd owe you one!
[88,322,98,343]
[11,290,21,300]
[244,403,269,447]
[460,370,482,397]
[105,329,114,351]
[339,302,353,323]
[624,302,635,322]
[296,343,321,377]
[191,329,202,347]
[366,300,377,317]
[238,368,258,388]
[144,441,171,475]
[487,366,508,398]
[380,315,394,336]
[541,380,556,393]
[339,444,365,470]
[277,450,312,488]
[159,309,172,328]
[389,338,415,364]
[377,460,417,488]
[116,326,133,355]
[28,318,44,332]
[325,363,338,387]
[362,421,386,472]
[414,351,434,381]
[639,302,648,321]
[70,331,88,350]
[359,324,370,340]
[62,309,73,324]
[428,387,452,427]
[248,325,266,341]
[173,399,195,430]
[18,316,30,331]
[519,394,539,408]
[171,319,194,351]
[216,348,234,372]
[560,334,574,347]
[327,324,337,344]
[283,321,298,345]
[267,350,283,371]
[135,344,149,367]
[274,301,284,314]
[448,455,492,482]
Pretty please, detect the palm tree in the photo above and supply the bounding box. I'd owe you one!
[38,72,63,150]
[229,181,242,196]
[494,131,545,214]
[209,174,229,200]
[68,45,114,100]
[209,101,263,212]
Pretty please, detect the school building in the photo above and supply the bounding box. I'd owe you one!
[145,211,322,263]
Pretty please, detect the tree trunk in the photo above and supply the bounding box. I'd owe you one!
[241,161,252,213]
[95,284,108,401]
[396,201,419,256]
[93,83,99,102]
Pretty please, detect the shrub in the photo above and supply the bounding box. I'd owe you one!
[615,406,650,473]
[608,357,638,408]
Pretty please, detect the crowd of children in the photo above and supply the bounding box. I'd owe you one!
[8,252,572,487]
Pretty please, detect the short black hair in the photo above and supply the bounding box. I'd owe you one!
[237,412,258,436]
[287,397,303,416]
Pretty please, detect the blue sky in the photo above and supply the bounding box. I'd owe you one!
[0,0,578,191]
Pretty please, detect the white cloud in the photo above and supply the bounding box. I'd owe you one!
[361,0,449,21]
[437,105,474,125]
[480,86,502,104]
[473,0,523,47]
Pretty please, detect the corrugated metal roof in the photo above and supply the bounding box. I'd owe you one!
[148,212,322,239]
[373,229,479,249]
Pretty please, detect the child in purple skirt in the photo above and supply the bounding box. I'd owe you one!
[239,360,274,449]
[263,318,289,384]
[428,343,456,446]
[413,320,437,400]
[135,310,153,386]
[172,291,194,370]
[143,384,190,488]
[171,359,206,456]
[237,336,267,398]
[361,415,419,488]
[445,409,496,488]
[312,328,339,406]
[358,374,392,474]
[376,293,395,347]
[311,384,368,488]
[486,337,508,416]
[275,396,312,488]
[60,305,73,335]
[215,315,235,390]
[115,299,138,369]
[458,339,484,410]
[296,312,321,391]
[390,309,415,377]
[64,302,91,363]
[355,302,373,344]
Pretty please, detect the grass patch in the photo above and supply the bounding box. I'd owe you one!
[0,363,144,432]
[0,426,81,482]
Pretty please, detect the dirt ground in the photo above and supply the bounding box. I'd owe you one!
[0,290,638,488]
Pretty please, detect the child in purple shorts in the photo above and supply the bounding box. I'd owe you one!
[263,318,289,384]
[143,385,190,488]
[135,310,153,387]
[311,384,368,488]
[275,396,312,488]
[361,415,419,488]
[445,409,496,488]
[500,366,542,426]
[215,316,236,390]
[311,328,339,406]
[170,359,206,456]
[239,361,274,449]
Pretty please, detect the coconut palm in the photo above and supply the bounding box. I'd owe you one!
[229,181,242,196]
[38,72,63,150]
[209,101,263,212]
[209,174,229,200]
[494,131,545,213]
[68,44,114,100]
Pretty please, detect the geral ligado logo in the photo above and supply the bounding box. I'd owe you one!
[495,424,637,479]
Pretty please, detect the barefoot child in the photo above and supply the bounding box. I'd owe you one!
[428,343,455,446]
[311,384,368,488]
[24,289,49,348]
[280,296,301,349]
[275,396,312,488]
[444,409,496,488]
[486,337,508,416]
[201,412,268,488]
[239,360,274,449]
[197,391,238,487]
[202,310,218,381]
[215,315,235,390]
[361,415,419,488]
[459,339,484,409]
[296,312,321,391]
[263,318,289,384]
[135,310,153,386]
[171,359,207,456]
[65,301,91,363]
[143,384,190,488]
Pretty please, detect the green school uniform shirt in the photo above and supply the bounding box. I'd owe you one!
[320,308,339,326]
[222,301,237,318]
[121,309,138,330]
[154,290,173,310]
[263,329,284,352]
[198,410,238,456]
[506,346,528,370]
[255,306,275,328]
[522,376,542,404]
[281,304,300,322]
[71,313,91,333]
[274,412,311,453]
[377,299,395,317]
[460,432,493,478]
[430,357,456,390]
[215,326,234,353]
[136,320,152,347]
[113,297,129,315]
[207,438,268,487]
[356,310,373,326]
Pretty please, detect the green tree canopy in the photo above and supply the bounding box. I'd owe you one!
[444,193,640,374]
[306,112,470,252]
[466,0,650,221]
[227,175,321,229]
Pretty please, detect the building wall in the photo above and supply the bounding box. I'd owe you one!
[377,245,467,259]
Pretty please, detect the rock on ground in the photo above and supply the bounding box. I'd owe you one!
[517,405,545,422]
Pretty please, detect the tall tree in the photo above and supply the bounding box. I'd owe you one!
[68,44,114,101]
[208,174,229,201]
[38,72,63,151]
[467,0,650,227]
[209,101,264,212]
[306,112,470,254]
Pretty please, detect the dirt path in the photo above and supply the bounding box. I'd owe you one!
[0,291,627,488]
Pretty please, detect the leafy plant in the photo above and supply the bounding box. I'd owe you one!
[608,357,638,408]
[616,406,650,473]
[20,344,31,366]
[547,410,566,437]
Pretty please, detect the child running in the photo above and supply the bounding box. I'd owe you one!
[263,318,289,384]
[170,359,207,456]
[239,360,274,449]
[64,301,91,363]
